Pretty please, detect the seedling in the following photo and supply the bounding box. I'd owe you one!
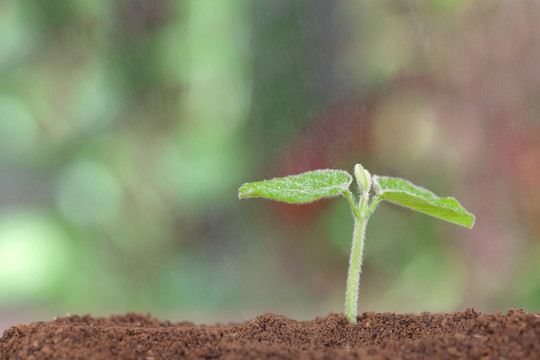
[238,163,475,323]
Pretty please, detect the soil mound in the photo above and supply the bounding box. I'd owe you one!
[1,309,539,359]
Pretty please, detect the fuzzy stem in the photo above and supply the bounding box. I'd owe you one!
[343,190,359,218]
[345,213,368,323]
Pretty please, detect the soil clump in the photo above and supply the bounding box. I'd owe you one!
[1,309,539,359]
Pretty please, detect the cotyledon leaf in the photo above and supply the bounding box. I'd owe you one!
[238,169,353,204]
[372,175,475,228]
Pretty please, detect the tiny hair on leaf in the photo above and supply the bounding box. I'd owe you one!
[238,169,352,204]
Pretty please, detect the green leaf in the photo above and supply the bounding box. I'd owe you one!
[238,169,353,204]
[372,176,475,228]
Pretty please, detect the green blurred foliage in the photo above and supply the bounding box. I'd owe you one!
[1,0,540,326]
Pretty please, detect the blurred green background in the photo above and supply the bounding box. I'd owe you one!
[1,0,540,330]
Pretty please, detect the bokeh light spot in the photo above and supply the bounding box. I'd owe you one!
[0,212,70,299]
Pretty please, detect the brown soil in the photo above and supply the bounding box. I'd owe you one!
[1,309,539,359]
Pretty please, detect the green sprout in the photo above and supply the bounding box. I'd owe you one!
[238,163,475,323]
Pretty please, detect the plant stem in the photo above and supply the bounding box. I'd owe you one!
[343,190,359,218]
[345,212,368,323]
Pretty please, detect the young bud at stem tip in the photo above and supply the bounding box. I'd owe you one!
[354,163,371,196]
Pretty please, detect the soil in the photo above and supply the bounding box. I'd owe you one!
[1,309,539,359]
